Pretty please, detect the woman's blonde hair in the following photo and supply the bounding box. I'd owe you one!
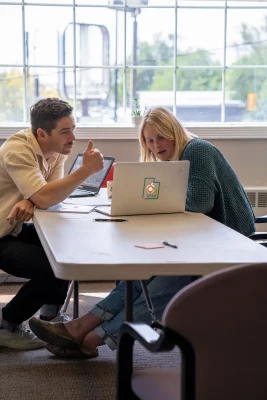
[139,107,194,162]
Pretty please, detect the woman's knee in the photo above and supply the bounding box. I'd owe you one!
[146,275,192,296]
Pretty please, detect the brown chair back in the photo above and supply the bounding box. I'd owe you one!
[163,263,267,400]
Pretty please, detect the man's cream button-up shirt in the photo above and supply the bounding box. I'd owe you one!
[0,129,66,238]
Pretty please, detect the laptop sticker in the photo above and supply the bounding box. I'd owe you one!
[142,178,160,200]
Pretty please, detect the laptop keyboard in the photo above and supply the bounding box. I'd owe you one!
[69,189,96,198]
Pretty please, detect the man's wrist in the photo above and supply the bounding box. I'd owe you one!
[24,198,34,203]
[73,164,92,180]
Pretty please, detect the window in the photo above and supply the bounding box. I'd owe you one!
[0,0,267,125]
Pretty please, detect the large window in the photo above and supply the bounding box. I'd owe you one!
[0,0,267,125]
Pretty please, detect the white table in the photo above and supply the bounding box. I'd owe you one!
[33,207,267,319]
[33,210,267,280]
[63,188,111,207]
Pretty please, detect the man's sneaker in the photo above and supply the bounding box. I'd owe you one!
[0,323,45,350]
[39,311,71,323]
[51,311,71,323]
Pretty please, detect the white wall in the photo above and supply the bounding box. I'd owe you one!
[0,136,266,186]
[64,138,267,187]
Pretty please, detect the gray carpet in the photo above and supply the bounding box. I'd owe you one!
[0,282,181,400]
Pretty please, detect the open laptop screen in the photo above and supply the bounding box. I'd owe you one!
[68,154,115,191]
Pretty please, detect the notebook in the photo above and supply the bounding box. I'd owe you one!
[96,161,189,216]
[68,154,115,198]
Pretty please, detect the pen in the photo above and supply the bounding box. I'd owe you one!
[162,240,178,249]
[94,218,128,222]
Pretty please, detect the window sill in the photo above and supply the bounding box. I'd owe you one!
[0,124,267,140]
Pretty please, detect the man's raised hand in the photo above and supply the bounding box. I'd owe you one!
[82,140,104,175]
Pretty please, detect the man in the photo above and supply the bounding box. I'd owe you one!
[0,97,104,350]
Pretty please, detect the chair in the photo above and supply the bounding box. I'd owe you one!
[249,215,267,247]
[117,262,267,400]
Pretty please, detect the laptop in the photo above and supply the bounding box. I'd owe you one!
[96,161,189,216]
[69,154,115,198]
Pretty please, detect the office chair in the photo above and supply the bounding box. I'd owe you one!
[249,214,267,247]
[117,262,267,400]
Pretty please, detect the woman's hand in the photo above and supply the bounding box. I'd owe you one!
[6,199,35,225]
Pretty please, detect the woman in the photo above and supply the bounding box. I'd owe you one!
[139,107,254,236]
[29,107,255,358]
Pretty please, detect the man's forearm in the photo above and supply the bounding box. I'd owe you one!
[29,166,92,209]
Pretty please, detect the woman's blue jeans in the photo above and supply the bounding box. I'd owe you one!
[91,275,197,350]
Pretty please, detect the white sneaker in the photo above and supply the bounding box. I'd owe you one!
[0,324,45,350]
[51,311,71,323]
[41,311,71,323]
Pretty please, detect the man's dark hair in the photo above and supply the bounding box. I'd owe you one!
[30,98,73,138]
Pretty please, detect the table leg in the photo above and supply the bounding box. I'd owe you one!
[140,280,157,323]
[125,280,133,322]
[73,280,79,319]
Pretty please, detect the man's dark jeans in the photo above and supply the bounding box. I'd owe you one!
[0,223,69,324]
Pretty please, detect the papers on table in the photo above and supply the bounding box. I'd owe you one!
[36,203,95,214]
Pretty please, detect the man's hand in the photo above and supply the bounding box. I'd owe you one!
[83,140,104,175]
[7,199,35,225]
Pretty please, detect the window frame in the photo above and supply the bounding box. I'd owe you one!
[1,124,266,140]
[0,0,267,136]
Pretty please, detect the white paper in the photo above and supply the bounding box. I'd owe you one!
[95,206,112,216]
[37,203,95,214]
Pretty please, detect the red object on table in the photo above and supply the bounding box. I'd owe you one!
[102,163,114,188]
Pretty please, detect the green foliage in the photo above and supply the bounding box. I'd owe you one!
[131,98,142,116]
[136,33,174,91]
[0,70,24,122]
[112,33,222,107]
[227,18,267,121]
[137,34,221,92]
[150,49,221,91]
[0,70,59,122]
[2,18,267,122]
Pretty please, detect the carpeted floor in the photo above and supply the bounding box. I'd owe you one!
[0,282,181,400]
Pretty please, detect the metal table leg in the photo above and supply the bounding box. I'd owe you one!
[73,280,79,319]
[125,280,133,321]
[62,280,74,314]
